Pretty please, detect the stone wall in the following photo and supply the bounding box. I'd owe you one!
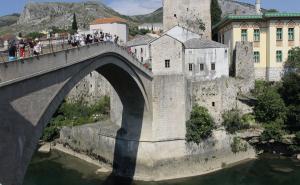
[191,77,252,125]
[59,123,256,181]
[66,71,111,104]
[267,67,284,81]
[163,0,212,39]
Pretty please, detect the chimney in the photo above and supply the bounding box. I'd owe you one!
[256,0,261,14]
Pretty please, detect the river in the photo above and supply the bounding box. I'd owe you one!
[24,150,300,185]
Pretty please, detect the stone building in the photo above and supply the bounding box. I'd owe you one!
[90,17,128,44]
[163,0,212,39]
[213,12,300,81]
[184,38,229,80]
[126,35,155,65]
[150,26,228,80]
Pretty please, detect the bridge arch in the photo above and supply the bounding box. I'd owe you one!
[0,44,153,185]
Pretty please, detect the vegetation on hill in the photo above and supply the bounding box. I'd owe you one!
[186,105,215,144]
[211,0,222,26]
[42,96,110,142]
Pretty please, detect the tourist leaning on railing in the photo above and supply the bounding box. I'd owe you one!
[8,40,17,62]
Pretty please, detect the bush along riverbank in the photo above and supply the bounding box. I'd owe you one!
[42,96,110,142]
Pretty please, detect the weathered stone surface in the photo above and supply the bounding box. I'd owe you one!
[59,123,256,181]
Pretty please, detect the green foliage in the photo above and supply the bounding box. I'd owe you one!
[261,119,285,142]
[267,9,279,13]
[286,47,300,73]
[50,26,68,34]
[252,80,271,97]
[295,131,300,144]
[211,0,222,26]
[186,105,214,144]
[222,109,250,134]
[41,96,110,141]
[72,13,78,32]
[280,73,300,127]
[26,32,46,39]
[254,88,286,123]
[231,137,248,153]
[129,26,150,36]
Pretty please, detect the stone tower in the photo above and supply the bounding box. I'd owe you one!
[163,0,212,39]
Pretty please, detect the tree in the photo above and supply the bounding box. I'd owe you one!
[222,109,250,134]
[280,47,300,127]
[186,105,214,144]
[285,47,300,73]
[72,13,78,32]
[254,88,287,123]
[267,9,279,13]
[211,0,222,26]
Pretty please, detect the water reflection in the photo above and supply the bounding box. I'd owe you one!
[24,151,300,185]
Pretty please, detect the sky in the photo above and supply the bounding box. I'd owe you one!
[0,0,300,16]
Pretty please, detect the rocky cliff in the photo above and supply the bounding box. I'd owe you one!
[0,1,134,35]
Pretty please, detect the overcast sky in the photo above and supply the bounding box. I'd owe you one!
[0,0,300,16]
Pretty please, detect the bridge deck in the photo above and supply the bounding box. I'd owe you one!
[0,42,152,87]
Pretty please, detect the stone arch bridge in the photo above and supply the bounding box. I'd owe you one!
[0,42,187,185]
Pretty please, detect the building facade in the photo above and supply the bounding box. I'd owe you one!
[138,23,163,33]
[213,13,300,81]
[184,39,229,80]
[150,26,229,80]
[163,0,212,39]
[90,17,128,44]
[126,35,154,65]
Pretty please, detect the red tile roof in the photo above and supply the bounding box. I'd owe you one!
[90,17,127,25]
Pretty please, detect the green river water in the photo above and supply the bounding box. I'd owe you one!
[24,150,300,185]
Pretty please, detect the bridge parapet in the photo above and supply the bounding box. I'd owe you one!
[0,42,152,87]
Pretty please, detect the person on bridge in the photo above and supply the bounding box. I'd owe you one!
[19,39,26,59]
[8,40,17,62]
[33,39,42,56]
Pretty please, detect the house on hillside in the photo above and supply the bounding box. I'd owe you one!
[90,17,128,44]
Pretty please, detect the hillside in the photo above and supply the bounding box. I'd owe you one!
[0,1,135,35]
[0,0,267,36]
[0,13,20,27]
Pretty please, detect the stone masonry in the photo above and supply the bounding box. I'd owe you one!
[163,0,212,39]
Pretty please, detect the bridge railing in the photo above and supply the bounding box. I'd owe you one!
[0,38,152,73]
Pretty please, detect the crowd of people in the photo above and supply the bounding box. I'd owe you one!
[68,32,119,47]
[7,38,42,62]
[3,31,127,63]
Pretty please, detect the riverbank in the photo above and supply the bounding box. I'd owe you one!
[55,122,257,181]
[52,143,112,173]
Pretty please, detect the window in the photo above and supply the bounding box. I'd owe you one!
[276,50,283,62]
[200,63,204,71]
[254,51,260,63]
[188,63,193,71]
[165,60,170,68]
[241,29,248,41]
[141,48,143,53]
[254,29,260,41]
[288,28,295,41]
[211,63,216,71]
[141,57,143,63]
[212,102,215,107]
[134,49,137,54]
[174,14,177,18]
[276,28,283,41]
